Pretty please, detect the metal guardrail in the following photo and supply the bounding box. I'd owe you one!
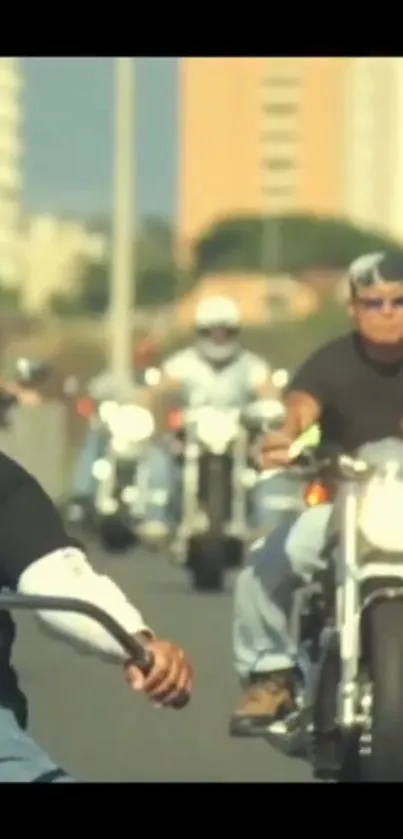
[0,403,68,501]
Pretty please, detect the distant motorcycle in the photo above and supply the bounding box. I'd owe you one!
[169,399,288,592]
[89,400,155,552]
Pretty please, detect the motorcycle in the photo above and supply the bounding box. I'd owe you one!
[266,436,403,782]
[169,399,286,592]
[81,399,155,553]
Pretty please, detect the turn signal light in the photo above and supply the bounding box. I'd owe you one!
[76,396,96,419]
[167,408,184,431]
[304,481,331,507]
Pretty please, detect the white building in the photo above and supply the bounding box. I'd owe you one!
[0,58,22,287]
[343,57,403,242]
[20,214,107,313]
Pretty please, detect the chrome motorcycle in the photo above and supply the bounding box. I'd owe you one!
[267,436,403,782]
[171,399,287,591]
[91,400,155,551]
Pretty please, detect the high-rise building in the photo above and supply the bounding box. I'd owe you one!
[0,58,22,286]
[178,57,403,257]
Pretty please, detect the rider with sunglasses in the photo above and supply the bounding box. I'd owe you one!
[230,251,403,737]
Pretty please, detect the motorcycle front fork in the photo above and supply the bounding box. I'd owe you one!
[180,438,249,538]
[94,449,148,519]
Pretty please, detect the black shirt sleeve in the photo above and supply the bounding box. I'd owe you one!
[0,453,81,588]
[286,345,330,405]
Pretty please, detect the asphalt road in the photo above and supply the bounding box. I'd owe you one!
[14,545,313,782]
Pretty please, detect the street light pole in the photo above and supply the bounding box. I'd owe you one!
[109,57,136,388]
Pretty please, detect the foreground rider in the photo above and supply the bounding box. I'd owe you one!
[229,251,403,737]
[0,452,192,780]
[68,336,159,523]
[139,295,276,545]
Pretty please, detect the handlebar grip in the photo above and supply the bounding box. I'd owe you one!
[0,593,154,674]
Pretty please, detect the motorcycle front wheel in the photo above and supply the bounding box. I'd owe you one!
[188,454,229,592]
[357,597,403,782]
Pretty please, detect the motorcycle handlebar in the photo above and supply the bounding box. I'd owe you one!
[0,593,153,674]
[287,449,371,482]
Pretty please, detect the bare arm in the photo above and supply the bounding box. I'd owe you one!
[282,390,322,440]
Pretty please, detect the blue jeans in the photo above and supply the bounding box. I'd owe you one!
[0,707,75,782]
[72,427,105,499]
[233,504,332,679]
[144,440,305,530]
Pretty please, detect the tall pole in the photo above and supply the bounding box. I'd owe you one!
[109,57,135,388]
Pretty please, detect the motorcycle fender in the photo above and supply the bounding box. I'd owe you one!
[358,560,403,614]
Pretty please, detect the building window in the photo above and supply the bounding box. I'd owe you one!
[264,186,293,197]
[261,131,297,143]
[264,158,295,170]
[263,77,299,87]
[263,103,298,116]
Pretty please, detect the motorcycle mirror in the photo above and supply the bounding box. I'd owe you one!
[14,358,52,387]
[144,367,161,387]
[272,368,290,390]
[244,399,285,428]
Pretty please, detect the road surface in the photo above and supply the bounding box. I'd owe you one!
[14,546,313,782]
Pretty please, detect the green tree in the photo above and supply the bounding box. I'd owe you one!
[193,214,403,277]
[50,216,189,317]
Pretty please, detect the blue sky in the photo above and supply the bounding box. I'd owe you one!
[22,57,179,221]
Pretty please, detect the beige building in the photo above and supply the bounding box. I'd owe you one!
[0,58,23,286]
[178,57,351,257]
[20,215,107,313]
[178,57,403,256]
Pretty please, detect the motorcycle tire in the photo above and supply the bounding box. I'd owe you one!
[357,598,403,782]
[99,516,136,554]
[189,454,229,592]
[188,534,224,592]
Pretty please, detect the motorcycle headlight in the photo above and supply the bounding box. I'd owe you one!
[108,405,155,442]
[92,458,112,480]
[194,407,239,453]
[358,478,403,554]
[144,367,161,386]
[99,400,119,424]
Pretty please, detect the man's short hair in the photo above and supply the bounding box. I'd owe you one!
[348,252,403,292]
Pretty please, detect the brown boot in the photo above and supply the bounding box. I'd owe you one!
[229,671,295,737]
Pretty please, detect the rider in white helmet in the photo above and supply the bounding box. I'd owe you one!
[139,295,279,544]
[194,296,242,363]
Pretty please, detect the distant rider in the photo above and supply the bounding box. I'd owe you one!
[139,295,279,546]
[68,336,159,523]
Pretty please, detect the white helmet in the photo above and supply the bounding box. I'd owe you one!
[194,296,241,363]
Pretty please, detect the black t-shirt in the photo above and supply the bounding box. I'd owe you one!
[0,452,79,726]
[289,331,403,452]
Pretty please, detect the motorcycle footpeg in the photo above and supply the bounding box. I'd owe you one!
[264,707,310,758]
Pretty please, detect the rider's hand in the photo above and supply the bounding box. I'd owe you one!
[259,430,293,469]
[125,634,193,709]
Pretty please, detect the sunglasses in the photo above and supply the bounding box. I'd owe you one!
[198,327,238,336]
[356,296,403,311]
